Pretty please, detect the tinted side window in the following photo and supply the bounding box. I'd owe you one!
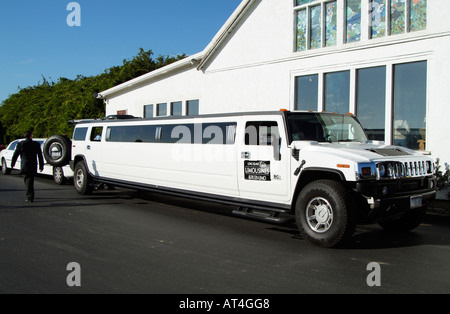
[90,127,103,142]
[105,122,237,145]
[161,123,237,144]
[73,127,88,141]
[202,123,236,145]
[245,122,280,146]
[106,125,157,143]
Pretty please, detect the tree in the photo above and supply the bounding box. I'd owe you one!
[0,49,186,142]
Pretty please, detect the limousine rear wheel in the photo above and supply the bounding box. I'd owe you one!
[53,166,66,185]
[295,180,356,248]
[74,161,93,195]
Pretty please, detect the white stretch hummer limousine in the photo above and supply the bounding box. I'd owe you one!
[44,111,437,247]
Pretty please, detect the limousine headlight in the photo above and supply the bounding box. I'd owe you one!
[377,162,395,179]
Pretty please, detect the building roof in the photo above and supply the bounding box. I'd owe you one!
[98,0,254,99]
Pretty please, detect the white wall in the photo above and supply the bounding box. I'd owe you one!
[105,0,450,164]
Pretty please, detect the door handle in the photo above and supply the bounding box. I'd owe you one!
[87,145,91,150]
[241,152,251,159]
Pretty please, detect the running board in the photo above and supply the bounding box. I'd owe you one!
[232,207,292,223]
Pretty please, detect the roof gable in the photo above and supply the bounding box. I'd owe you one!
[99,0,256,98]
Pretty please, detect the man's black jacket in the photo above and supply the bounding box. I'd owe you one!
[11,139,44,174]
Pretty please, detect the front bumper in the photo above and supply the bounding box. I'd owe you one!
[353,176,437,222]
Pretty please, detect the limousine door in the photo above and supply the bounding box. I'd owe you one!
[237,118,290,205]
[84,126,103,176]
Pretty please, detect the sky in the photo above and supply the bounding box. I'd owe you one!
[0,0,242,103]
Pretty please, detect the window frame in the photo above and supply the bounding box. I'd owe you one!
[291,58,429,151]
[294,0,338,52]
[369,0,427,39]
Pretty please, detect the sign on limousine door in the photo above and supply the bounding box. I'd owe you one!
[237,118,290,204]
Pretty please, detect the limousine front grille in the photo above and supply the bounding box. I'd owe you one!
[376,160,433,179]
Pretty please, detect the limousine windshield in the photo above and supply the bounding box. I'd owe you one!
[286,112,368,144]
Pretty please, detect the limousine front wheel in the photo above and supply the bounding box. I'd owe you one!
[74,161,93,195]
[295,180,356,248]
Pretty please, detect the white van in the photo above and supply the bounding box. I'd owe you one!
[46,111,437,247]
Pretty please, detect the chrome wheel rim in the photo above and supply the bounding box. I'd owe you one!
[75,169,84,189]
[54,167,63,183]
[306,197,334,234]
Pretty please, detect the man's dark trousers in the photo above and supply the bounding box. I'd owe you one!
[24,173,35,201]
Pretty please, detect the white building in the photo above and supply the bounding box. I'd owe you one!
[99,0,450,164]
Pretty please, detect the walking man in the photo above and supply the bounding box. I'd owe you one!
[11,131,44,202]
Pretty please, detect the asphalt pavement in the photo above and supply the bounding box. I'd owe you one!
[1,171,450,295]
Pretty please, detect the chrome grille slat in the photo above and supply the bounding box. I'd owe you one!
[376,160,433,180]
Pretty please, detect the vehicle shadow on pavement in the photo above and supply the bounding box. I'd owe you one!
[339,218,450,250]
[107,189,450,251]
[10,185,447,251]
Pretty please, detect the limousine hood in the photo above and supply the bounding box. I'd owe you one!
[293,141,427,164]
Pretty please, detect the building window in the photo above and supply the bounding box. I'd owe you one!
[171,101,182,116]
[325,1,338,47]
[370,0,427,38]
[144,105,154,118]
[370,0,387,38]
[296,9,307,51]
[324,71,350,114]
[346,0,361,43]
[157,103,167,116]
[295,74,319,111]
[310,5,322,49]
[294,61,428,150]
[187,100,199,116]
[295,0,337,51]
[409,0,427,32]
[356,66,386,141]
[393,61,427,150]
[296,0,316,5]
[390,0,406,35]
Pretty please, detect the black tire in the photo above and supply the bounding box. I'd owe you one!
[378,206,427,232]
[73,161,93,195]
[53,166,66,185]
[1,158,11,175]
[43,135,72,167]
[295,180,356,248]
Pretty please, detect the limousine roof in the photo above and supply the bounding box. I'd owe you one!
[71,110,353,126]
